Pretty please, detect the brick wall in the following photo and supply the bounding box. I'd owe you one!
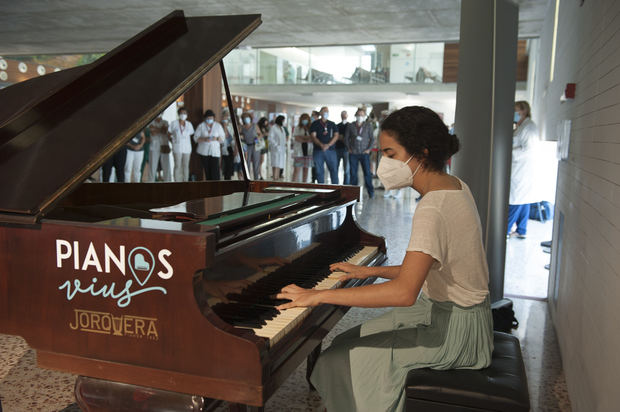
[535,0,620,410]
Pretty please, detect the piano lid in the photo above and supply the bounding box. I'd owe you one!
[0,11,261,218]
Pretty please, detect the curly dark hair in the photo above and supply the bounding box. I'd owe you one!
[380,106,459,172]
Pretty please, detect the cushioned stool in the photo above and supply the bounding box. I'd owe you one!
[405,332,530,411]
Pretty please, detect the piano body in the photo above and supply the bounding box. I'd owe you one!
[0,11,386,411]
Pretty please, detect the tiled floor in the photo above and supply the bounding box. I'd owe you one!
[505,217,553,299]
[0,185,571,411]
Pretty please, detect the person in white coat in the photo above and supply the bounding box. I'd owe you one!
[169,107,194,182]
[508,100,539,239]
[194,109,225,180]
[269,115,287,180]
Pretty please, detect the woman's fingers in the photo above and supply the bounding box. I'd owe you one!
[276,284,303,300]
[276,284,317,310]
[280,283,302,293]
[329,261,349,271]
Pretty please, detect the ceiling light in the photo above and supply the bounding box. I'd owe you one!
[0,71,7,81]
[37,65,46,75]
[0,59,7,70]
[18,62,27,73]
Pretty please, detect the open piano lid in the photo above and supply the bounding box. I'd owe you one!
[0,11,261,220]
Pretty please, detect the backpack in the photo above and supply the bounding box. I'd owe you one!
[529,201,554,222]
[492,298,519,332]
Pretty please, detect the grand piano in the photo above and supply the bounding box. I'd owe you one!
[0,11,386,411]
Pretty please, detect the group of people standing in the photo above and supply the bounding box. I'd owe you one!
[239,106,379,188]
[239,113,287,180]
[101,106,239,183]
[290,106,377,198]
[100,104,386,203]
[160,106,239,182]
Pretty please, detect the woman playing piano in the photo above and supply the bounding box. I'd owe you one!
[277,106,493,412]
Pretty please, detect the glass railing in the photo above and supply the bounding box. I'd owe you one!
[223,42,445,86]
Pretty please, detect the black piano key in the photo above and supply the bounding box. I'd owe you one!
[230,320,265,328]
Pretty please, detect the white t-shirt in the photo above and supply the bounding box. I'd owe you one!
[149,118,169,148]
[292,127,312,157]
[169,120,194,154]
[194,121,225,157]
[406,178,489,306]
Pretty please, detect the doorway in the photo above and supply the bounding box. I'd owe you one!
[503,140,558,299]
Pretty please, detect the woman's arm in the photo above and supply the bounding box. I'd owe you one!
[277,250,434,309]
[329,262,401,280]
[136,132,146,149]
[216,124,226,143]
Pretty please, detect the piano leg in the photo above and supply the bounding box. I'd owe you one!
[306,342,322,391]
[74,376,209,411]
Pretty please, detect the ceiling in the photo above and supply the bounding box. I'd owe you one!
[0,0,548,118]
[0,0,549,55]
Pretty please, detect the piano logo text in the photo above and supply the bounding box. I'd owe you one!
[69,308,159,340]
[56,239,174,308]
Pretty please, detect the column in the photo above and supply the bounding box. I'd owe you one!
[452,0,518,302]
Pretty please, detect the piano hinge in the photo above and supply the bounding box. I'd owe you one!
[0,213,39,226]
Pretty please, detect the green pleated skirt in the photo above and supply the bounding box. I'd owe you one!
[310,293,494,412]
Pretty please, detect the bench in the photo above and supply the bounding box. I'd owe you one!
[405,332,530,411]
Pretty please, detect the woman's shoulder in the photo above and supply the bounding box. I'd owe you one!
[422,177,473,208]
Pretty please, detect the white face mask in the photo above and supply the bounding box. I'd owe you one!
[377,156,421,190]
[356,116,365,123]
[243,117,252,125]
[179,114,188,121]
[322,112,329,120]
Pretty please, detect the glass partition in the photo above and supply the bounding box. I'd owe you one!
[224,42,445,86]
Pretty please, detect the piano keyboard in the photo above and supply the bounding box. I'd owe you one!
[211,245,379,346]
[253,246,378,345]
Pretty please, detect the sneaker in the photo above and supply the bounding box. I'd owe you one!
[516,233,526,239]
